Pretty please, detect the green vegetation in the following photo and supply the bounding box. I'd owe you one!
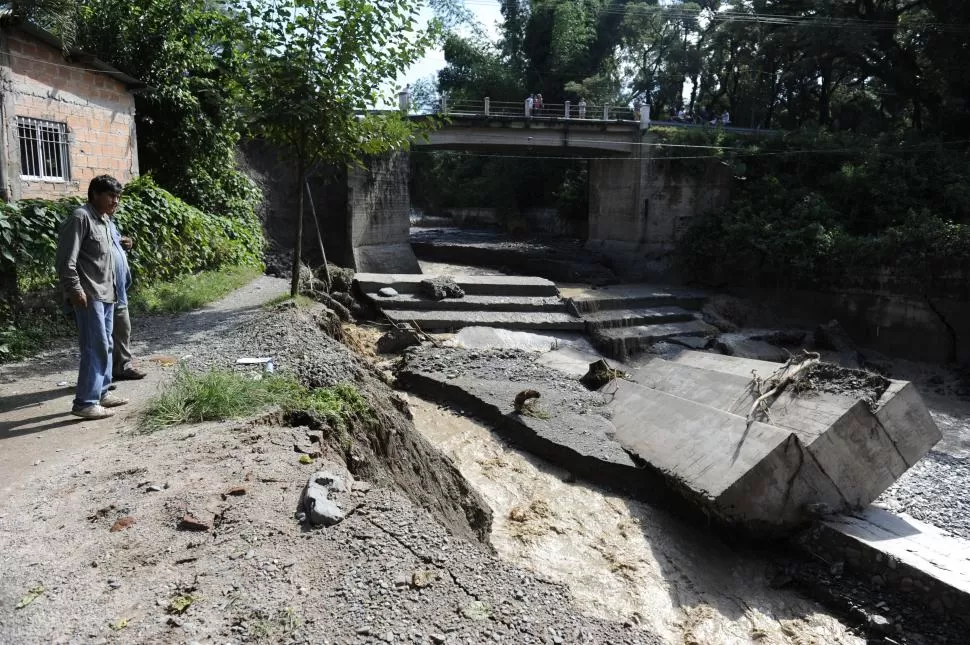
[243,0,438,294]
[663,128,970,294]
[141,368,373,433]
[0,176,262,300]
[129,265,263,315]
[0,307,74,363]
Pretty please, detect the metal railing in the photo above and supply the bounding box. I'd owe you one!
[398,93,648,124]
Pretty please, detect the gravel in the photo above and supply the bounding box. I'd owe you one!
[876,450,970,541]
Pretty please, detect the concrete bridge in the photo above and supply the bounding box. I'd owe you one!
[339,111,736,277]
[255,110,741,277]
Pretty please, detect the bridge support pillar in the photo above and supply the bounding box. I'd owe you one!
[347,152,420,273]
[586,135,731,280]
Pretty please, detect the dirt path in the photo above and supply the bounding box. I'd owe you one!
[0,276,290,501]
[408,396,863,645]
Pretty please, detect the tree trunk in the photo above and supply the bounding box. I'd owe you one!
[290,156,306,297]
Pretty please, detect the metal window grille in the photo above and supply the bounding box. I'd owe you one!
[17,117,70,181]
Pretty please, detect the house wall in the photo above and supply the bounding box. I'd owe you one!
[0,30,138,200]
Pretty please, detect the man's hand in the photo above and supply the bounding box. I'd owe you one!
[120,236,133,251]
[69,291,88,308]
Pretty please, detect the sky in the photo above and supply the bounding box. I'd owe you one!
[393,0,505,94]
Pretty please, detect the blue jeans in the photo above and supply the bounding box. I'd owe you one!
[73,300,114,408]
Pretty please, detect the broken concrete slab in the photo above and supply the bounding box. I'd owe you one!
[617,353,941,529]
[420,276,465,300]
[714,334,791,363]
[397,347,642,491]
[609,379,844,532]
[797,507,970,626]
[445,327,596,354]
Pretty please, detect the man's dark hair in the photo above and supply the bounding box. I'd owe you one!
[88,175,123,201]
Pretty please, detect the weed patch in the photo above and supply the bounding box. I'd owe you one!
[141,368,372,433]
[130,265,262,315]
[0,308,74,363]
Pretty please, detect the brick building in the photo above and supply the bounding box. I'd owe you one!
[0,22,144,201]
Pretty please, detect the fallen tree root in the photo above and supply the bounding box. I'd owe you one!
[746,351,821,429]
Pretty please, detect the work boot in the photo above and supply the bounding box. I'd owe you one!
[114,366,147,380]
[71,404,114,419]
[100,394,129,408]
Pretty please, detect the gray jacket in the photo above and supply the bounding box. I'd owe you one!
[55,204,116,303]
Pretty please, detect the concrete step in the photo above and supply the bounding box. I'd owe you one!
[593,319,719,360]
[354,273,559,297]
[366,293,569,313]
[384,309,584,332]
[567,284,707,314]
[582,306,696,330]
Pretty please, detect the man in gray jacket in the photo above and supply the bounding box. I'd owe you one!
[55,175,130,419]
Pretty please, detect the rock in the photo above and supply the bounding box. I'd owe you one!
[579,359,627,390]
[301,470,351,527]
[460,601,491,620]
[109,516,136,532]
[714,334,790,363]
[430,634,446,644]
[419,276,464,301]
[700,304,739,333]
[377,326,422,355]
[223,486,246,499]
[378,287,399,297]
[177,514,211,532]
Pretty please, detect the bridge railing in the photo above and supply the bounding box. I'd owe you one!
[426,97,642,122]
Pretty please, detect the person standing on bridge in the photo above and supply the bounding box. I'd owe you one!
[578,98,586,119]
[525,94,534,117]
[535,93,543,116]
[721,109,731,127]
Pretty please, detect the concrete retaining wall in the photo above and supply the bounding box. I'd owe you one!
[348,152,419,273]
[731,286,970,364]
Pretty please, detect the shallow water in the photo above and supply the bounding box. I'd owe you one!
[410,396,863,645]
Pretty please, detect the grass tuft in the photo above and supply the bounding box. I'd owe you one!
[140,368,373,433]
[130,265,262,315]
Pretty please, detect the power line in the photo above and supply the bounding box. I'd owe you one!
[458,0,970,33]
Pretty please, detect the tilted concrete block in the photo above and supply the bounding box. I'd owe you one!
[611,352,941,533]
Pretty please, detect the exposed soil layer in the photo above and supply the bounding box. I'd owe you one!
[792,362,891,408]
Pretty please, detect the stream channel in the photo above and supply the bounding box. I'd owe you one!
[409,396,863,645]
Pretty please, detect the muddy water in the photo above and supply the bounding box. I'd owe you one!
[409,397,862,645]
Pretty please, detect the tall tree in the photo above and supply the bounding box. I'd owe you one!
[242,0,437,296]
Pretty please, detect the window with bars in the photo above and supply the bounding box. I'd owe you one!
[17,117,70,181]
